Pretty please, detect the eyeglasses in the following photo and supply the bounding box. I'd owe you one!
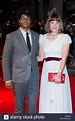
[20,17,30,21]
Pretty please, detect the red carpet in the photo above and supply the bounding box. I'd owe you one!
[69,75,75,113]
[0,61,75,113]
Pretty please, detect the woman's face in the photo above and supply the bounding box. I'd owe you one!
[50,20,60,33]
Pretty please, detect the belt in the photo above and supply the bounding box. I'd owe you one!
[44,57,62,61]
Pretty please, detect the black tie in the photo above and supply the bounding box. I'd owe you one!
[26,32,31,52]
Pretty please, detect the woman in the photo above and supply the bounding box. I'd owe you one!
[38,8,72,113]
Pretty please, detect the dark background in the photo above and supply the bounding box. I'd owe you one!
[0,0,75,23]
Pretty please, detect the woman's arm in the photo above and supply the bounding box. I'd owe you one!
[37,44,44,62]
[54,43,70,84]
[58,43,70,74]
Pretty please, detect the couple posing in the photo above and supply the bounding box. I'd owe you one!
[2,7,72,113]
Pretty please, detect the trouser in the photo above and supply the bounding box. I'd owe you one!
[12,78,39,113]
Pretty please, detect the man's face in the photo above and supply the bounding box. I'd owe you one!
[19,14,31,29]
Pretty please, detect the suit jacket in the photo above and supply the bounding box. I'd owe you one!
[2,28,39,83]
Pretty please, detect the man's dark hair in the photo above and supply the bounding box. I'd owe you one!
[17,7,31,20]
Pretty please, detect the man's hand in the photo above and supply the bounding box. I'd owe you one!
[5,81,13,89]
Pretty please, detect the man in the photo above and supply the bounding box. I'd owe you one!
[2,7,39,113]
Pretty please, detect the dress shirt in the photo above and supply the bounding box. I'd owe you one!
[20,27,32,46]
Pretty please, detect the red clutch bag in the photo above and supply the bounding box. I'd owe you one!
[48,73,65,83]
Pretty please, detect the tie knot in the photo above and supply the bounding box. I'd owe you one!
[26,32,29,36]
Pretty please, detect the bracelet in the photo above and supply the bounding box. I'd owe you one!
[58,69,62,73]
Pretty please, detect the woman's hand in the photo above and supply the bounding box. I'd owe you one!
[53,73,61,84]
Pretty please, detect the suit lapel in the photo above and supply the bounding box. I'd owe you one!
[16,28,29,53]
[31,30,35,53]
[16,29,36,53]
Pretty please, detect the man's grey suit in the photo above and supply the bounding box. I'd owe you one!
[2,28,39,113]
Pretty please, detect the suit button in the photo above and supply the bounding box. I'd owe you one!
[29,63,31,65]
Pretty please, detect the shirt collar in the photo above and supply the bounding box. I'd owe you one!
[20,27,30,35]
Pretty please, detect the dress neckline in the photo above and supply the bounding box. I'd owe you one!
[46,33,60,42]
